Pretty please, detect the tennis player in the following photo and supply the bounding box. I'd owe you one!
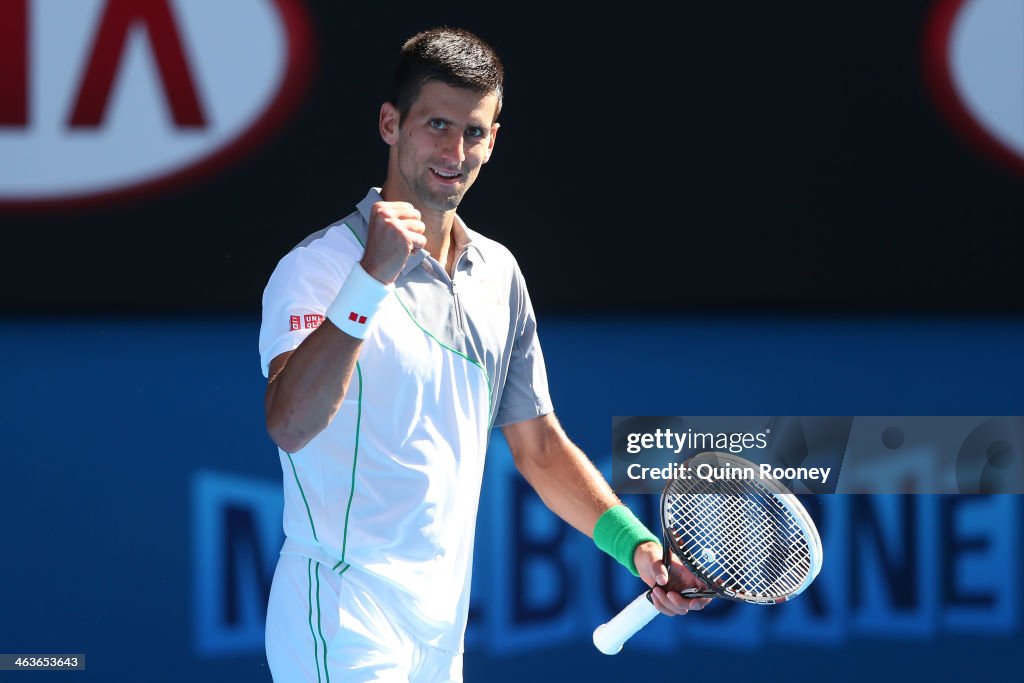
[259,27,710,682]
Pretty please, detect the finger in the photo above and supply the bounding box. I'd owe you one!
[657,586,712,615]
[391,202,421,220]
[668,556,709,590]
[634,555,658,588]
[409,234,427,252]
[374,201,420,220]
[683,597,712,612]
[663,588,695,613]
[371,213,420,237]
[636,562,655,589]
[648,588,673,616]
[632,541,664,588]
[654,562,669,587]
[650,587,689,616]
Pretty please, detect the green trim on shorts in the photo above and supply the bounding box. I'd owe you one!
[306,559,322,683]
[314,564,330,683]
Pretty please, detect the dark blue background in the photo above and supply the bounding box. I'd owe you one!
[2,316,1021,682]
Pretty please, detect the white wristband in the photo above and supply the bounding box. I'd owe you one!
[326,263,394,339]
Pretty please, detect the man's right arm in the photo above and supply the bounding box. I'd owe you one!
[263,200,426,453]
[264,325,364,454]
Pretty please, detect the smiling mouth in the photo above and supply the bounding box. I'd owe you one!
[430,168,462,180]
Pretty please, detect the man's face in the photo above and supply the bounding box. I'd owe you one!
[381,80,500,212]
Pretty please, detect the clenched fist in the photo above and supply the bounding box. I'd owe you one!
[360,202,427,284]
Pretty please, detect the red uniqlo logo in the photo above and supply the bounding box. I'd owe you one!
[289,314,324,330]
[348,311,367,324]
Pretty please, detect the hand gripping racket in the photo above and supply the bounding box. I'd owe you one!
[593,451,823,655]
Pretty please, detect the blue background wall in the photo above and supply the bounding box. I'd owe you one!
[2,316,1021,682]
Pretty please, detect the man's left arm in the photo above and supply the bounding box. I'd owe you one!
[502,413,711,616]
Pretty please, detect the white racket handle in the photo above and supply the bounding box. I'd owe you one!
[592,591,660,655]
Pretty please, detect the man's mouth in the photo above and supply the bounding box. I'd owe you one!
[430,168,462,181]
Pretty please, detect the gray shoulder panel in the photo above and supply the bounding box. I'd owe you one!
[292,208,366,252]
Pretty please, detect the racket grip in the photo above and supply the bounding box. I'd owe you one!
[592,591,660,655]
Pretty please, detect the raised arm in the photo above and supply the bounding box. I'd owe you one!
[264,326,363,453]
[502,413,710,616]
[265,201,425,453]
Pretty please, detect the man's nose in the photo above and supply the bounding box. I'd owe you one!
[439,131,465,164]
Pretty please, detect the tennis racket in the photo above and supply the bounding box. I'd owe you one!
[592,450,823,655]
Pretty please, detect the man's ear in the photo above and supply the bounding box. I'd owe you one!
[483,122,500,164]
[379,102,400,145]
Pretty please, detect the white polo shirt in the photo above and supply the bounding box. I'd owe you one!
[259,188,553,651]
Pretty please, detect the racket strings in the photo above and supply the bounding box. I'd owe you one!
[670,496,806,598]
[676,494,797,584]
[668,495,803,596]
[692,484,807,577]
[677,493,808,597]
[673,498,809,597]
[664,476,811,599]
[682,488,808,595]
[669,480,799,569]
[686,474,804,543]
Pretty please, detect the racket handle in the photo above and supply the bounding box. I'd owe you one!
[592,591,659,655]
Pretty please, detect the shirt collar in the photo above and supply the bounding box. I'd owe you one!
[355,187,383,227]
[452,214,486,266]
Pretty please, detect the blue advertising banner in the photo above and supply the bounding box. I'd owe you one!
[1,316,1022,681]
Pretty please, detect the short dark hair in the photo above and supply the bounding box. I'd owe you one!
[391,27,504,123]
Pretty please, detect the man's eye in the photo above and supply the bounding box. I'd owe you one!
[466,127,484,138]
[429,120,447,130]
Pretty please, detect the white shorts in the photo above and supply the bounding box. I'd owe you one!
[265,553,463,683]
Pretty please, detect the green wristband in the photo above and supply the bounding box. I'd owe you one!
[593,505,660,577]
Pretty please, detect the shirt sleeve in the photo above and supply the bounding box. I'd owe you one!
[492,263,554,427]
[258,246,350,378]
